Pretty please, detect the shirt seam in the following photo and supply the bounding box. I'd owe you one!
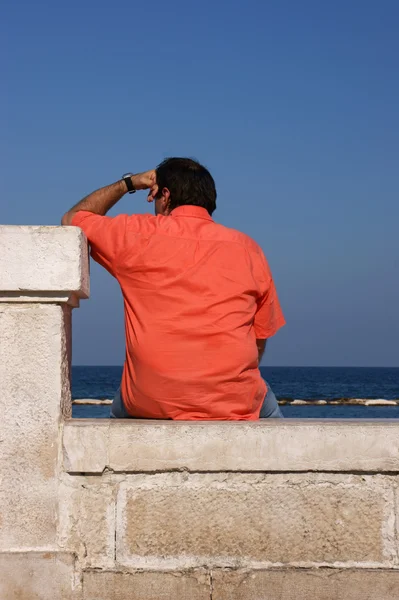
[172,215,213,222]
[119,228,265,256]
[73,211,263,256]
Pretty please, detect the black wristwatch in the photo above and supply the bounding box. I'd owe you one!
[122,173,136,194]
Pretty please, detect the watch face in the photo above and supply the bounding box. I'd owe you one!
[122,173,133,179]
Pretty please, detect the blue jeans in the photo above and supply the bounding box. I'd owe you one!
[111,388,132,419]
[111,381,283,419]
[259,382,284,418]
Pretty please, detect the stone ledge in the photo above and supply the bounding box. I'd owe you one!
[0,226,89,298]
[63,420,399,474]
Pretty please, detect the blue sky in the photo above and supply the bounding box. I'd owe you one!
[2,0,398,366]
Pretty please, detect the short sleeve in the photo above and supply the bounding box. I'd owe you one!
[72,211,128,277]
[253,249,286,339]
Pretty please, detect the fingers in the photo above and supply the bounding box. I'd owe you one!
[133,169,156,191]
[147,183,158,202]
[146,170,156,189]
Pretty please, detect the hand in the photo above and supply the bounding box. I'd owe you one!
[131,170,159,202]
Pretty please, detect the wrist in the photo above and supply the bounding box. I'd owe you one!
[120,179,129,194]
[131,174,141,190]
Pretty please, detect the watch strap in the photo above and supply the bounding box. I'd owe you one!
[122,173,136,194]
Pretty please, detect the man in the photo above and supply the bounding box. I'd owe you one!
[62,158,285,420]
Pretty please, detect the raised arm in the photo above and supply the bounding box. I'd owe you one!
[61,171,157,226]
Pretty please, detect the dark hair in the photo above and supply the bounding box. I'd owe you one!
[156,157,217,215]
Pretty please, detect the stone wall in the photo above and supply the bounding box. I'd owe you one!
[0,226,398,600]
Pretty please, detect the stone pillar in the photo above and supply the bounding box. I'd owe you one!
[0,226,89,553]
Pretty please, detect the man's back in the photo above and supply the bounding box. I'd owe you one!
[72,204,285,419]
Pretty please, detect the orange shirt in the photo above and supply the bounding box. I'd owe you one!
[72,206,285,420]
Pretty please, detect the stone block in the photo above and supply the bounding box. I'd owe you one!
[0,303,71,549]
[58,476,118,568]
[83,570,210,600]
[211,568,399,600]
[63,422,109,473]
[117,473,395,569]
[396,477,399,558]
[0,552,80,599]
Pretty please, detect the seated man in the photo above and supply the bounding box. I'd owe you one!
[62,158,285,419]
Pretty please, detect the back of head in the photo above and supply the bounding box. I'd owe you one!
[156,157,217,215]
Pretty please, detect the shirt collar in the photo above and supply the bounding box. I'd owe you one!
[170,205,213,222]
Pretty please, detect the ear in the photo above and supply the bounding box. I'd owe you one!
[161,187,171,214]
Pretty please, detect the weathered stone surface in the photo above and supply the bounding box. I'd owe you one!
[0,303,71,549]
[395,477,399,558]
[83,570,209,600]
[0,226,89,299]
[58,476,118,569]
[0,227,88,551]
[63,420,399,474]
[117,473,395,569]
[63,422,109,473]
[212,568,399,600]
[0,552,80,599]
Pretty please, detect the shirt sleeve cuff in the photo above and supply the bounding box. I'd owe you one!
[71,210,92,227]
[254,317,286,339]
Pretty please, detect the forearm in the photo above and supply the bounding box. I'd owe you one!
[61,180,127,226]
[62,171,157,226]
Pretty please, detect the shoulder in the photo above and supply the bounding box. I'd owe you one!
[124,213,161,234]
[211,222,265,256]
[212,222,272,280]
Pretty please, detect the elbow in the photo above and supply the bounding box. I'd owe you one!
[61,212,72,226]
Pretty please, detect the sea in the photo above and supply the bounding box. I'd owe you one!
[72,366,399,419]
